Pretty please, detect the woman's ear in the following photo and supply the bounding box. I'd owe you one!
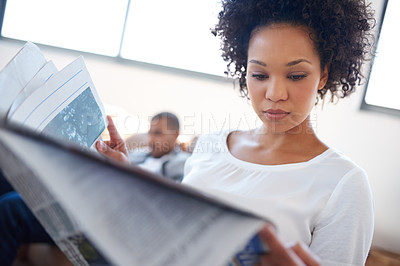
[318,65,329,91]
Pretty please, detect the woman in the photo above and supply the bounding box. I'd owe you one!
[97,0,376,265]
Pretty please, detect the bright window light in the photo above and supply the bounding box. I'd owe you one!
[120,0,227,76]
[364,0,400,111]
[2,0,128,56]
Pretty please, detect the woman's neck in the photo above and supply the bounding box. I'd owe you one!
[228,116,328,165]
[254,117,320,150]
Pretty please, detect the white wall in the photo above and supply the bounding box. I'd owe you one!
[1,0,399,253]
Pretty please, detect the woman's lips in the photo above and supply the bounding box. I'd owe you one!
[263,109,290,121]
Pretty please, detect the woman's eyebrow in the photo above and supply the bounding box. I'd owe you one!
[286,59,312,67]
[248,59,312,67]
[248,59,267,66]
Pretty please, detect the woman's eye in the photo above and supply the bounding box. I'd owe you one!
[251,74,269,80]
[288,74,307,81]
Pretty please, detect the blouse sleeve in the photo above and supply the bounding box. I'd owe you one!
[310,168,374,266]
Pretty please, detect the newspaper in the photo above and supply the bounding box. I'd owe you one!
[7,60,57,119]
[0,42,272,265]
[0,124,269,266]
[0,42,47,121]
[0,42,107,148]
[0,42,109,264]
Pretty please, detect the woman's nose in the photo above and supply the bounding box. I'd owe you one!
[265,77,288,102]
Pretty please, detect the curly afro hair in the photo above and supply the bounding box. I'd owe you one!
[213,0,376,102]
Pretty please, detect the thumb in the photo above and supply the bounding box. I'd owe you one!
[96,140,109,153]
[96,140,129,163]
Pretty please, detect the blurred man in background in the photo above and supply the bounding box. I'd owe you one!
[129,112,190,182]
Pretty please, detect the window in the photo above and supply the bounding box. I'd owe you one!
[2,0,128,56]
[362,0,400,116]
[0,0,227,77]
[121,0,226,76]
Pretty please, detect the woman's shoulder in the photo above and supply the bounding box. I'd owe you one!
[321,148,367,175]
[192,129,232,152]
[312,148,370,201]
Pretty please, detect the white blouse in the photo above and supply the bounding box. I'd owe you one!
[183,130,374,266]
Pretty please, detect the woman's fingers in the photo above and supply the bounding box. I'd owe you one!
[106,115,123,142]
[258,225,305,266]
[96,116,129,162]
[103,116,129,156]
[258,224,321,266]
[96,140,129,163]
[290,243,320,266]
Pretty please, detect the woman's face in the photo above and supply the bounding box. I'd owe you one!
[246,23,328,134]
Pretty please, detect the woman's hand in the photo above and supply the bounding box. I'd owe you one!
[258,225,320,266]
[96,115,130,164]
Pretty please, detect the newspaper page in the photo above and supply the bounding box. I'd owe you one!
[0,125,269,266]
[0,158,98,266]
[0,42,47,120]
[7,60,58,119]
[8,56,107,148]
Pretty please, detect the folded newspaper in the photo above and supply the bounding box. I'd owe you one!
[0,42,272,266]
